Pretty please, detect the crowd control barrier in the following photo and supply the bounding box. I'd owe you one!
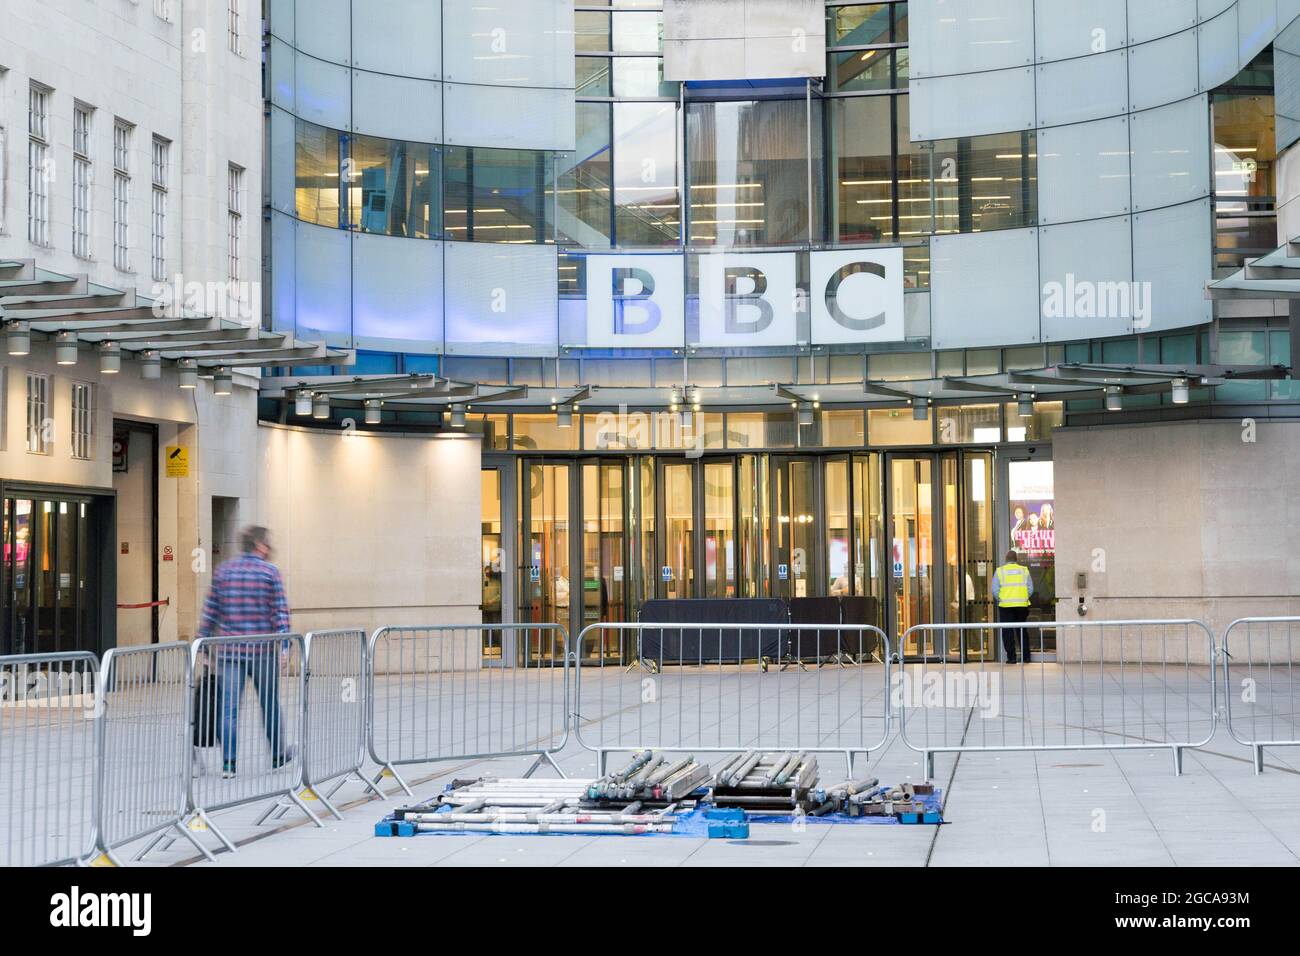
[572,623,892,776]
[1221,617,1300,773]
[94,643,209,865]
[0,652,99,867]
[180,634,316,855]
[367,624,571,794]
[897,620,1217,778]
[295,629,381,817]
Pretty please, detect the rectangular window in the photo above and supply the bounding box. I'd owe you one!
[26,372,50,455]
[73,105,93,258]
[113,120,132,271]
[228,163,244,283]
[27,83,50,247]
[151,136,169,281]
[70,382,94,461]
[228,0,243,54]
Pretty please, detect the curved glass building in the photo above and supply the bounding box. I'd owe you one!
[259,1,1300,659]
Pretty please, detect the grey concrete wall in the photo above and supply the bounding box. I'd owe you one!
[1053,418,1300,661]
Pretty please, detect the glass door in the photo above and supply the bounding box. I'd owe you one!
[771,457,819,600]
[480,465,506,660]
[657,460,694,599]
[889,457,937,658]
[823,453,885,628]
[701,460,736,598]
[580,460,626,662]
[960,451,996,659]
[2,496,93,656]
[518,460,573,663]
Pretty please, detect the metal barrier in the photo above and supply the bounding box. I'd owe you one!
[0,652,99,867]
[1222,617,1300,773]
[94,643,211,866]
[182,634,318,854]
[572,623,892,776]
[296,629,380,818]
[367,624,571,794]
[897,620,1218,778]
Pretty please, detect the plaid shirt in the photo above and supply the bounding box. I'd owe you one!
[198,553,290,653]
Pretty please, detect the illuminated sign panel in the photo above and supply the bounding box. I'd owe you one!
[579,248,905,350]
[585,254,685,349]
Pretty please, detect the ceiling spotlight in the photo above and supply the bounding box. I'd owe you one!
[450,403,467,428]
[213,367,233,396]
[911,396,929,421]
[5,321,31,356]
[140,350,161,380]
[364,399,382,424]
[98,341,121,374]
[177,358,198,389]
[1017,393,1034,418]
[556,405,573,428]
[55,330,79,366]
[1171,377,1189,405]
[294,390,313,416]
[312,393,330,419]
[1105,385,1123,412]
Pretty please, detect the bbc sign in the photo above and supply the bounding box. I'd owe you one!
[584,249,905,349]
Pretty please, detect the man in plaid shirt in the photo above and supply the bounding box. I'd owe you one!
[197,526,293,777]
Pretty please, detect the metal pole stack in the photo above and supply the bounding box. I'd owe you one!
[710,751,820,813]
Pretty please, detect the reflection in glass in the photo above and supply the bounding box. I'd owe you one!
[662,463,693,598]
[687,99,821,246]
[348,134,441,239]
[737,455,768,598]
[520,462,570,662]
[614,102,679,245]
[582,463,625,658]
[892,458,933,653]
[295,121,342,226]
[557,103,613,247]
[702,461,736,598]
[444,146,551,243]
[480,470,503,649]
[829,95,892,242]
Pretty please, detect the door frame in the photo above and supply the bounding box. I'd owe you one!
[481,454,516,666]
[767,454,824,599]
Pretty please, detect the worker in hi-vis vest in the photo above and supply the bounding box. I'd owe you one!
[991,549,1035,663]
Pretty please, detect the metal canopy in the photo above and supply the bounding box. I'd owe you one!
[0,259,352,374]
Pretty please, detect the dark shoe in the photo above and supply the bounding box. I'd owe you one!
[221,762,237,779]
[271,744,297,770]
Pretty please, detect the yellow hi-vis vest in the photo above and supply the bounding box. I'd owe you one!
[996,563,1031,608]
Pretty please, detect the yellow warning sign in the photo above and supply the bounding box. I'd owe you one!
[165,445,189,478]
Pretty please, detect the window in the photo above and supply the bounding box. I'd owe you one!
[113,120,132,271]
[228,0,243,55]
[227,163,244,283]
[27,83,50,247]
[151,136,169,281]
[73,105,93,258]
[26,372,50,455]
[70,383,94,461]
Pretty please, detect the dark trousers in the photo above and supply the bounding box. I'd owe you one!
[998,605,1031,662]
[216,653,284,766]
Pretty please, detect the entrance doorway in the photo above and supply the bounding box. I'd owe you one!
[2,492,110,656]
[889,450,996,662]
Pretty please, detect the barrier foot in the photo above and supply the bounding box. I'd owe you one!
[312,787,346,822]
[373,764,414,798]
[194,810,238,854]
[924,751,936,781]
[133,831,170,862]
[1171,746,1184,777]
[172,821,217,863]
[522,751,567,779]
[1254,745,1265,775]
[351,769,386,800]
[268,789,325,828]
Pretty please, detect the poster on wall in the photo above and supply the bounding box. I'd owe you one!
[1008,460,1055,560]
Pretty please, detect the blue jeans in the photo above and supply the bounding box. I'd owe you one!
[217,654,284,766]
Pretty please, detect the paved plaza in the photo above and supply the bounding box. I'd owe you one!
[64,661,1298,868]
